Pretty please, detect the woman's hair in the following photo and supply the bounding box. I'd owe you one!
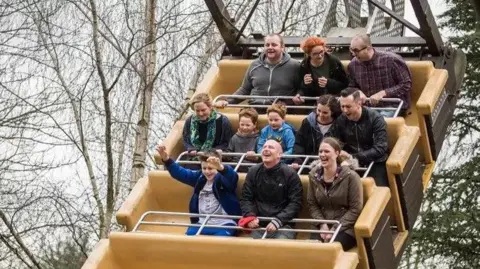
[300,36,326,55]
[197,149,222,163]
[239,108,259,124]
[321,137,348,164]
[267,103,287,119]
[317,94,342,119]
[190,93,213,108]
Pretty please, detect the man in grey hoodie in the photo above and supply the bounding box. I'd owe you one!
[215,34,301,109]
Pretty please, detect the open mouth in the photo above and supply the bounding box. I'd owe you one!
[262,151,272,158]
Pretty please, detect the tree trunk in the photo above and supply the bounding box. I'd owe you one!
[130,0,157,190]
[88,0,115,238]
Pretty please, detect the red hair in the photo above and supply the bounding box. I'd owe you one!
[300,37,326,54]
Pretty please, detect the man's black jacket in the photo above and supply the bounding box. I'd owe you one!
[330,107,388,165]
[240,162,303,227]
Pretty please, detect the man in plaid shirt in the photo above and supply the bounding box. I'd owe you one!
[347,34,412,117]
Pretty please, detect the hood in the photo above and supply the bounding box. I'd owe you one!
[258,52,291,66]
[279,122,293,132]
[306,112,321,133]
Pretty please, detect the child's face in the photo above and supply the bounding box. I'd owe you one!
[238,116,256,135]
[267,112,284,130]
[201,161,218,181]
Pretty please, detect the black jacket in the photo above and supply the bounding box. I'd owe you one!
[293,112,332,164]
[298,53,348,97]
[330,107,388,165]
[240,162,303,227]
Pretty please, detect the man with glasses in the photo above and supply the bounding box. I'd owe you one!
[348,34,412,117]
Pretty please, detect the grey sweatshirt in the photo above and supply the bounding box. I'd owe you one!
[227,132,259,154]
[227,53,301,105]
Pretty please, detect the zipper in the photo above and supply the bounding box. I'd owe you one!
[323,172,348,217]
[266,63,280,97]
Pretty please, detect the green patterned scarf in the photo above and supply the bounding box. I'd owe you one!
[190,110,217,151]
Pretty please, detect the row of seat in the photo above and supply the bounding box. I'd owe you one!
[115,167,390,269]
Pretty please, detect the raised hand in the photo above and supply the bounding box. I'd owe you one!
[206,156,224,171]
[156,145,169,161]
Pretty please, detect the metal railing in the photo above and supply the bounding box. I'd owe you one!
[176,151,374,178]
[133,211,342,242]
[213,94,404,118]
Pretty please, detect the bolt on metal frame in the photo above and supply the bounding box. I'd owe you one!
[133,211,342,242]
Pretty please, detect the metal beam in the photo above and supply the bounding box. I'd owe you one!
[235,0,261,42]
[409,0,443,56]
[368,0,422,36]
[237,36,427,47]
[204,0,242,55]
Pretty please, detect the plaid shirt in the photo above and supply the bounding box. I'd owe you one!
[348,50,412,109]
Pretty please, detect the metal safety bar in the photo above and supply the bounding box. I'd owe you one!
[175,151,374,178]
[133,211,342,242]
[213,95,319,110]
[213,95,404,118]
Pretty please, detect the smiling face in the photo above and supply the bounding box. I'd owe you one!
[238,116,256,135]
[261,140,282,167]
[339,95,362,121]
[319,142,339,169]
[264,35,284,63]
[267,112,284,130]
[193,102,212,121]
[201,161,218,181]
[316,104,333,124]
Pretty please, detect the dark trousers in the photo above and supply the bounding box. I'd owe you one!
[369,162,389,187]
[310,231,357,251]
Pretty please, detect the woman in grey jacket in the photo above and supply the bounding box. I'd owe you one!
[307,137,363,250]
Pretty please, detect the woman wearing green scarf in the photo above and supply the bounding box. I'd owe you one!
[182,93,234,157]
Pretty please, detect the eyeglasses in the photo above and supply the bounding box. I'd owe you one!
[349,46,368,54]
[311,50,325,57]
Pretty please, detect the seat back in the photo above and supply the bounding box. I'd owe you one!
[207,60,252,98]
[385,117,405,152]
[108,231,345,269]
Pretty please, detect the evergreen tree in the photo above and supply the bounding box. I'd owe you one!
[402,0,480,268]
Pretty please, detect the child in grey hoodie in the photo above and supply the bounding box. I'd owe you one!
[227,108,260,171]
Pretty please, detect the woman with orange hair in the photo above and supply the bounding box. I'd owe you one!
[297,37,348,106]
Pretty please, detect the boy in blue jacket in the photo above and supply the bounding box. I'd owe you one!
[156,145,242,236]
[257,103,295,155]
